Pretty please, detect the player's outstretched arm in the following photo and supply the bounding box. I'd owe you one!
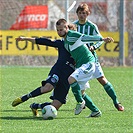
[16,36,59,47]
[15,36,36,44]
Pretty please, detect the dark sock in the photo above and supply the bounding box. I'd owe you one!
[40,102,51,109]
[21,87,42,102]
[21,94,29,102]
[31,103,40,109]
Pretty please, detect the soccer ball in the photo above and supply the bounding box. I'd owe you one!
[42,105,57,120]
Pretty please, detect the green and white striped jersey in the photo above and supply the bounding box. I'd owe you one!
[73,20,104,62]
[64,30,103,68]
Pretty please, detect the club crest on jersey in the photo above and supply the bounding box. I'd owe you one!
[51,74,59,83]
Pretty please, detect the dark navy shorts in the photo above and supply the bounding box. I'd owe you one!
[41,73,70,104]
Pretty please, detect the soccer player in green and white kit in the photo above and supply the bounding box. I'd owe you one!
[73,3,124,112]
[56,18,114,117]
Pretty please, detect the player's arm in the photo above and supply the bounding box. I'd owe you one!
[15,36,35,43]
[89,25,114,51]
[81,34,103,42]
[16,36,59,47]
[35,38,58,47]
[90,25,104,50]
[81,35,114,44]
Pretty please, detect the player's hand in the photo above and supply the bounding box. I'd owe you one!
[103,37,114,43]
[89,46,95,52]
[15,36,25,41]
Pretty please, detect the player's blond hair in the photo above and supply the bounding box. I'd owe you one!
[76,3,91,15]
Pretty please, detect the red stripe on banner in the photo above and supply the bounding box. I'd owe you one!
[10,5,48,30]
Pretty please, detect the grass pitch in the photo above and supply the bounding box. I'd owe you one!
[0,66,132,133]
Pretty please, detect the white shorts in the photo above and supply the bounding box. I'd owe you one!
[78,81,90,91]
[71,62,104,90]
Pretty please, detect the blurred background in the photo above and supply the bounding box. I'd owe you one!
[0,0,133,66]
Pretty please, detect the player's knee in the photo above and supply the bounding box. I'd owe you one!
[68,76,76,84]
[81,90,85,95]
[40,83,54,93]
[97,76,108,85]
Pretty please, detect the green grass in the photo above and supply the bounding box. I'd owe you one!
[0,66,133,133]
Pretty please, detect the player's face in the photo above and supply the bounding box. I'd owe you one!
[77,10,88,22]
[56,23,68,38]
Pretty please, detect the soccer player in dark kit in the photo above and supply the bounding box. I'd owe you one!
[12,36,75,117]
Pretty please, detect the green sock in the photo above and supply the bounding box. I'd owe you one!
[71,82,83,103]
[103,82,119,104]
[82,93,99,112]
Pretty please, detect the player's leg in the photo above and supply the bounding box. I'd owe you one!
[69,76,83,103]
[12,74,59,107]
[12,84,53,107]
[51,100,62,110]
[95,63,124,111]
[83,93,102,118]
[30,100,62,117]
[50,80,68,110]
[31,100,62,110]
[30,82,67,117]
[69,62,96,115]
[79,82,101,117]
[97,76,118,103]
[97,76,124,111]
[68,76,85,115]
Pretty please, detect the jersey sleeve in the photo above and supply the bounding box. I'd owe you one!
[35,38,59,48]
[92,24,104,49]
[81,34,103,43]
[66,30,81,45]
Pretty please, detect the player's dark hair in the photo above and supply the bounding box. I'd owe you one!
[56,19,67,26]
[56,19,76,31]
[76,3,91,15]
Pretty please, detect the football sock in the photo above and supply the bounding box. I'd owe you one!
[71,82,83,103]
[21,87,42,102]
[103,82,119,104]
[31,103,40,109]
[31,102,51,110]
[82,93,99,112]
[40,102,51,109]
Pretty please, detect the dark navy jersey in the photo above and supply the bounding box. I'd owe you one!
[35,38,74,63]
[35,38,75,79]
[35,38,75,104]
